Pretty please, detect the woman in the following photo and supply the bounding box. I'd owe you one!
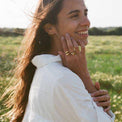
[2,0,115,121]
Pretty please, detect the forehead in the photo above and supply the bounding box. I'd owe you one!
[61,0,86,13]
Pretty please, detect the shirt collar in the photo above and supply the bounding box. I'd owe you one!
[31,54,62,68]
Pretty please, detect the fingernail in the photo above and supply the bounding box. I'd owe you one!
[93,97,97,101]
[61,36,64,40]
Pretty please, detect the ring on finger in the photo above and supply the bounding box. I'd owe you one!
[73,47,76,51]
[78,46,82,52]
[65,51,70,56]
[71,52,76,55]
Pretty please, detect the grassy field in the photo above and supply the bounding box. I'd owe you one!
[0,35,122,121]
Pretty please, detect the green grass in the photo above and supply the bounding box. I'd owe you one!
[0,36,122,122]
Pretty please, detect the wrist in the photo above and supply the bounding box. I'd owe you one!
[78,72,97,93]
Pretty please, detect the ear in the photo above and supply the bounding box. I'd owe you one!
[43,23,57,35]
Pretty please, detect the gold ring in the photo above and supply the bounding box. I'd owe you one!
[71,52,76,55]
[65,51,70,56]
[78,46,82,52]
[73,48,76,51]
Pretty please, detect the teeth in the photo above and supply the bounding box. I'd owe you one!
[78,31,88,35]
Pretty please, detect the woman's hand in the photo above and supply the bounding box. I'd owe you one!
[58,33,89,77]
[91,82,111,112]
[58,33,97,93]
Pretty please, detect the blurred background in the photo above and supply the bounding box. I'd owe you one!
[0,0,122,121]
[0,0,122,28]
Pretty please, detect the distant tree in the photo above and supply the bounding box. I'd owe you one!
[89,27,122,35]
[89,27,105,35]
[114,27,122,35]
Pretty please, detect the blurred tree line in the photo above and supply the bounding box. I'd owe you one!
[0,28,25,36]
[0,27,122,36]
[89,27,122,35]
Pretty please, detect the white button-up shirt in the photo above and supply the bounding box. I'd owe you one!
[22,54,115,122]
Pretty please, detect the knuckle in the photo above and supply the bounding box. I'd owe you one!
[96,97,100,101]
[104,90,108,94]
[95,91,99,96]
[108,101,111,104]
[106,101,110,105]
[69,45,73,49]
[108,96,110,100]
[105,90,108,94]
[100,90,103,94]
[74,46,78,49]
[64,47,68,51]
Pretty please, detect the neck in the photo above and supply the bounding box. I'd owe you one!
[49,35,62,56]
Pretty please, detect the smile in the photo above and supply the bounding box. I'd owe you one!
[76,30,89,38]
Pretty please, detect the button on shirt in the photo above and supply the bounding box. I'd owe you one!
[22,54,115,122]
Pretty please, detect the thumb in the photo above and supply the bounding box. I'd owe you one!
[58,51,67,67]
[58,51,65,63]
[95,82,100,90]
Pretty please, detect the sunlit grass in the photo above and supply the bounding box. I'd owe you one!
[0,36,122,122]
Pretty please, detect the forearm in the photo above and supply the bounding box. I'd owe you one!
[77,71,97,93]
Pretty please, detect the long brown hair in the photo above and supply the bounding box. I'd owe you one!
[1,0,64,121]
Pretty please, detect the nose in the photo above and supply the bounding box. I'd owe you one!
[79,17,90,28]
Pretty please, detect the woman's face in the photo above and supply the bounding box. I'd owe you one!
[55,0,90,43]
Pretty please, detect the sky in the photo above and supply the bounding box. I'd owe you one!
[0,0,122,28]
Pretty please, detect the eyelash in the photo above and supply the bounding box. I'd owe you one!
[85,12,88,16]
[70,14,79,18]
[70,12,88,19]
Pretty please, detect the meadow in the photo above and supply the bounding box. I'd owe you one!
[0,35,122,121]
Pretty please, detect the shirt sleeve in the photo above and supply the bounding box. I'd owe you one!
[108,110,115,121]
[53,72,98,122]
[89,93,115,121]
[53,72,115,122]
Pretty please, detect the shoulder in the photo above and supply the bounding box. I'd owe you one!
[55,69,86,90]
[33,62,85,90]
[35,62,76,81]
[53,66,91,102]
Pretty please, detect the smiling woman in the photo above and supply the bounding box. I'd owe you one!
[1,0,115,122]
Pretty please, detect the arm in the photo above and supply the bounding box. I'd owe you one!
[77,71,97,93]
[78,72,113,116]
[53,72,114,122]
[53,73,98,122]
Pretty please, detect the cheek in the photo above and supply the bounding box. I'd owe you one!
[58,19,78,36]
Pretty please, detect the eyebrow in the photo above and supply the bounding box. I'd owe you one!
[67,8,88,15]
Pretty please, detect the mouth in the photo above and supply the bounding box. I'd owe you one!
[76,30,89,38]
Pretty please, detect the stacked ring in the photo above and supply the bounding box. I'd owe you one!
[65,51,70,56]
[78,46,82,52]
[71,52,76,55]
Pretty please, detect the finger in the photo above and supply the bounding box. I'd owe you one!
[65,33,74,53]
[71,37,80,54]
[95,82,100,90]
[58,51,66,66]
[91,90,108,97]
[61,36,69,54]
[93,95,110,102]
[79,41,85,54]
[96,101,111,107]
[83,40,88,46]
[104,106,111,112]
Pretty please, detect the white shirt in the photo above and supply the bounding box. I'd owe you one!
[22,54,115,122]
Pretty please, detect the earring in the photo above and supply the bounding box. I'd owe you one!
[38,41,41,45]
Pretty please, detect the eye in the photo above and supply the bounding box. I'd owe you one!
[70,14,79,18]
[85,12,88,16]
